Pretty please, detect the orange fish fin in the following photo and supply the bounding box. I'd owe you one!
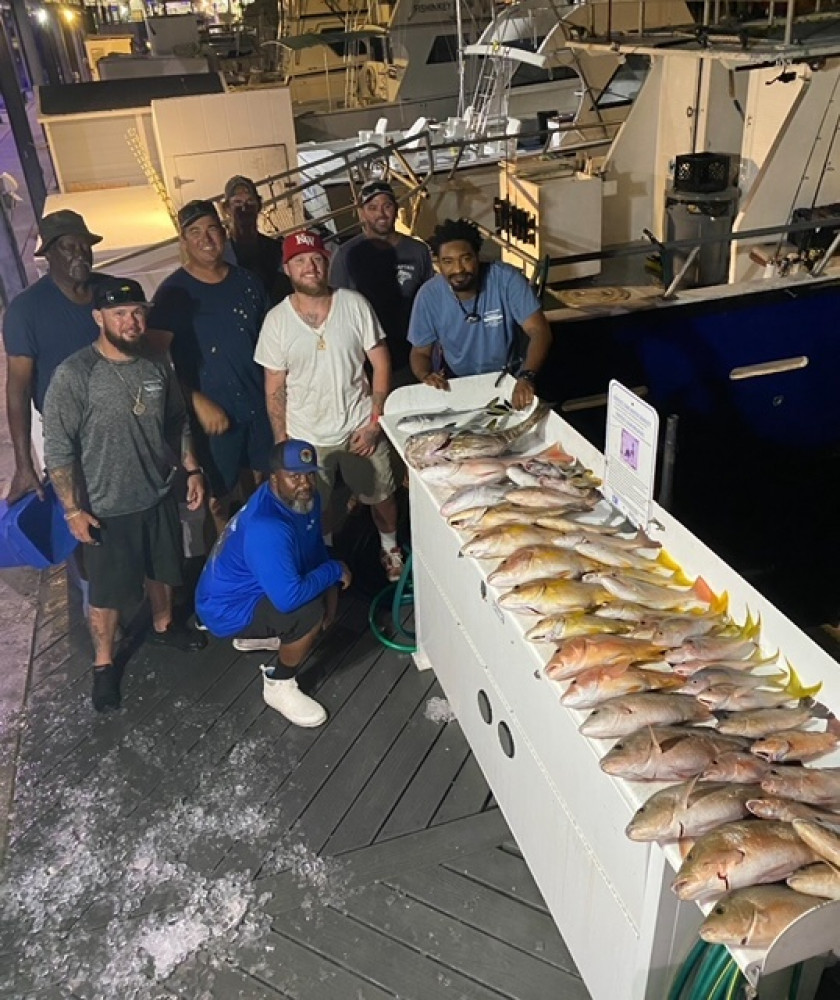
[530,441,576,465]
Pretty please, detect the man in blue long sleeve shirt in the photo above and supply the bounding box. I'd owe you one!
[196,439,351,726]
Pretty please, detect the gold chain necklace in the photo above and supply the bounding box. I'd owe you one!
[292,294,329,350]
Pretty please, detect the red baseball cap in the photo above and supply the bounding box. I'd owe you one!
[282,230,330,265]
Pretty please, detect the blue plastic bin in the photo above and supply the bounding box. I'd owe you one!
[0,483,79,569]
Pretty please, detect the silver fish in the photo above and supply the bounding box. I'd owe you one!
[419,458,508,488]
[439,483,513,518]
[716,704,816,738]
[701,752,773,784]
[395,397,514,434]
[667,636,758,665]
[405,401,551,467]
[760,766,840,808]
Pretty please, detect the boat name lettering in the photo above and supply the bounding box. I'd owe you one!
[413,1,450,13]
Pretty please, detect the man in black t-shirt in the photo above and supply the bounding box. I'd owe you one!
[220,175,292,306]
[329,181,433,387]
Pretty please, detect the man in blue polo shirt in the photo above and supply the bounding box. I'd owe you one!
[195,439,352,728]
[407,217,552,410]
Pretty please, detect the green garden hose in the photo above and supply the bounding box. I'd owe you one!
[369,549,417,653]
[670,937,806,1000]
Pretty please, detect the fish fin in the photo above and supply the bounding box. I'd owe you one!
[783,660,823,700]
[530,441,576,465]
[689,576,716,607]
[657,549,682,573]
[761,667,791,690]
[711,589,729,615]
[741,609,762,641]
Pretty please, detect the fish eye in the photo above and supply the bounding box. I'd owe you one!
[740,936,749,946]
[714,905,725,915]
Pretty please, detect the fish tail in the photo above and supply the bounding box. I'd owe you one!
[529,441,575,465]
[690,576,719,609]
[709,587,729,615]
[657,549,682,573]
[783,659,823,699]
[500,401,551,446]
[740,609,762,640]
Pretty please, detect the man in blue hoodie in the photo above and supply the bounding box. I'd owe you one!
[195,439,351,727]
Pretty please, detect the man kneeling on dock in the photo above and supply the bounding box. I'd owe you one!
[195,440,351,727]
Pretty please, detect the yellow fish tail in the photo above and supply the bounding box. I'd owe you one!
[783,659,823,700]
[657,549,682,573]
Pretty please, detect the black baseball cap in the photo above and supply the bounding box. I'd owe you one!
[34,210,102,257]
[177,199,221,232]
[359,180,396,206]
[269,439,324,474]
[93,277,151,310]
[224,175,260,202]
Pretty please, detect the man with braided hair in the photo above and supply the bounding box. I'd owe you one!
[407,218,552,410]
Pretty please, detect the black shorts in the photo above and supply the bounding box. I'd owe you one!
[84,496,184,611]
[197,414,273,499]
[239,594,325,644]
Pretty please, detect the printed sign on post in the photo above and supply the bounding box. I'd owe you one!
[604,381,659,529]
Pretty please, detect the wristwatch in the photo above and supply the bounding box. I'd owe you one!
[186,468,204,478]
[517,369,538,383]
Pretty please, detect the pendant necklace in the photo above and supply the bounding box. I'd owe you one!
[453,284,482,324]
[293,295,328,349]
[109,359,146,415]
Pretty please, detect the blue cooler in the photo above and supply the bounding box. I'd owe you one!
[0,483,79,569]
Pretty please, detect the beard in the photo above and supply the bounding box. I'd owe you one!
[103,325,142,355]
[287,496,315,514]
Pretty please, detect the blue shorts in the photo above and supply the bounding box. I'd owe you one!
[200,414,273,498]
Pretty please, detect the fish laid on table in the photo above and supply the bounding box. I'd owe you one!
[600,726,749,782]
[579,692,713,739]
[541,525,659,552]
[576,543,673,573]
[561,664,684,709]
[700,886,826,947]
[506,486,598,510]
[594,572,719,612]
[419,458,509,488]
[460,525,563,559]
[594,602,675,623]
[499,579,612,616]
[487,547,601,588]
[667,636,758,664]
[716,704,818,738]
[672,654,780,678]
[626,779,761,843]
[760,766,840,807]
[448,503,570,531]
[701,752,773,784]
[750,729,840,763]
[787,863,840,900]
[747,797,840,828]
[697,685,798,713]
[395,397,515,434]
[439,483,514,518]
[404,401,551,466]
[635,613,728,647]
[526,612,631,643]
[792,819,840,867]
[546,636,666,679]
[678,665,788,697]
[672,820,817,902]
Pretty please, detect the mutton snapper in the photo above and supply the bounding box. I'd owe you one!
[760,766,840,808]
[405,401,551,467]
[700,885,825,947]
[716,704,818,738]
[579,692,713,739]
[419,458,509,488]
[546,636,666,679]
[748,797,840,828]
[751,729,840,764]
[787,863,840,900]
[600,726,749,782]
[701,752,773,784]
[594,572,720,612]
[626,779,761,843]
[672,820,818,902]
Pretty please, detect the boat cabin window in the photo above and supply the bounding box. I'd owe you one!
[426,34,459,64]
[321,32,369,58]
[595,54,650,108]
[511,61,577,88]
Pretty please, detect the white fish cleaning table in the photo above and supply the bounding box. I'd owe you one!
[383,373,840,1000]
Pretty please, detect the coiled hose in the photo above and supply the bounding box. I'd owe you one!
[369,549,417,653]
[668,939,804,1000]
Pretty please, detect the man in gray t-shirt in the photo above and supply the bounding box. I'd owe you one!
[43,278,207,713]
[329,180,433,387]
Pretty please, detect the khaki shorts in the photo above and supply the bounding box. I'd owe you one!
[316,435,396,507]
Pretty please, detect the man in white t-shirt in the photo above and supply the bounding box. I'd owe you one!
[254,230,405,583]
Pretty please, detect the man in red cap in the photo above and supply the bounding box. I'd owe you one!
[2,210,109,503]
[255,229,405,582]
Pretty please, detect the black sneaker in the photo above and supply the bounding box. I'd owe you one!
[92,664,121,713]
[146,623,208,653]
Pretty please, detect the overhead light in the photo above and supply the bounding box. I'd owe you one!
[62,8,77,22]
[34,8,49,23]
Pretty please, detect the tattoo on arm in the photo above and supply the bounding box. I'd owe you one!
[266,374,288,441]
[50,464,79,511]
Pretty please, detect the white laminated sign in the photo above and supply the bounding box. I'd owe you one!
[604,380,659,530]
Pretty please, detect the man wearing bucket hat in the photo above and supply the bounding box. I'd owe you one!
[2,210,109,504]
[195,439,351,727]
[43,276,207,713]
[329,180,432,387]
[148,199,273,535]
[219,174,292,306]
[255,229,406,583]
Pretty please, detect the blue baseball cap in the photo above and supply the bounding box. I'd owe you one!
[269,439,323,474]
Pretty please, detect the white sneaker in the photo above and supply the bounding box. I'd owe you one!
[233,636,281,652]
[260,666,327,727]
